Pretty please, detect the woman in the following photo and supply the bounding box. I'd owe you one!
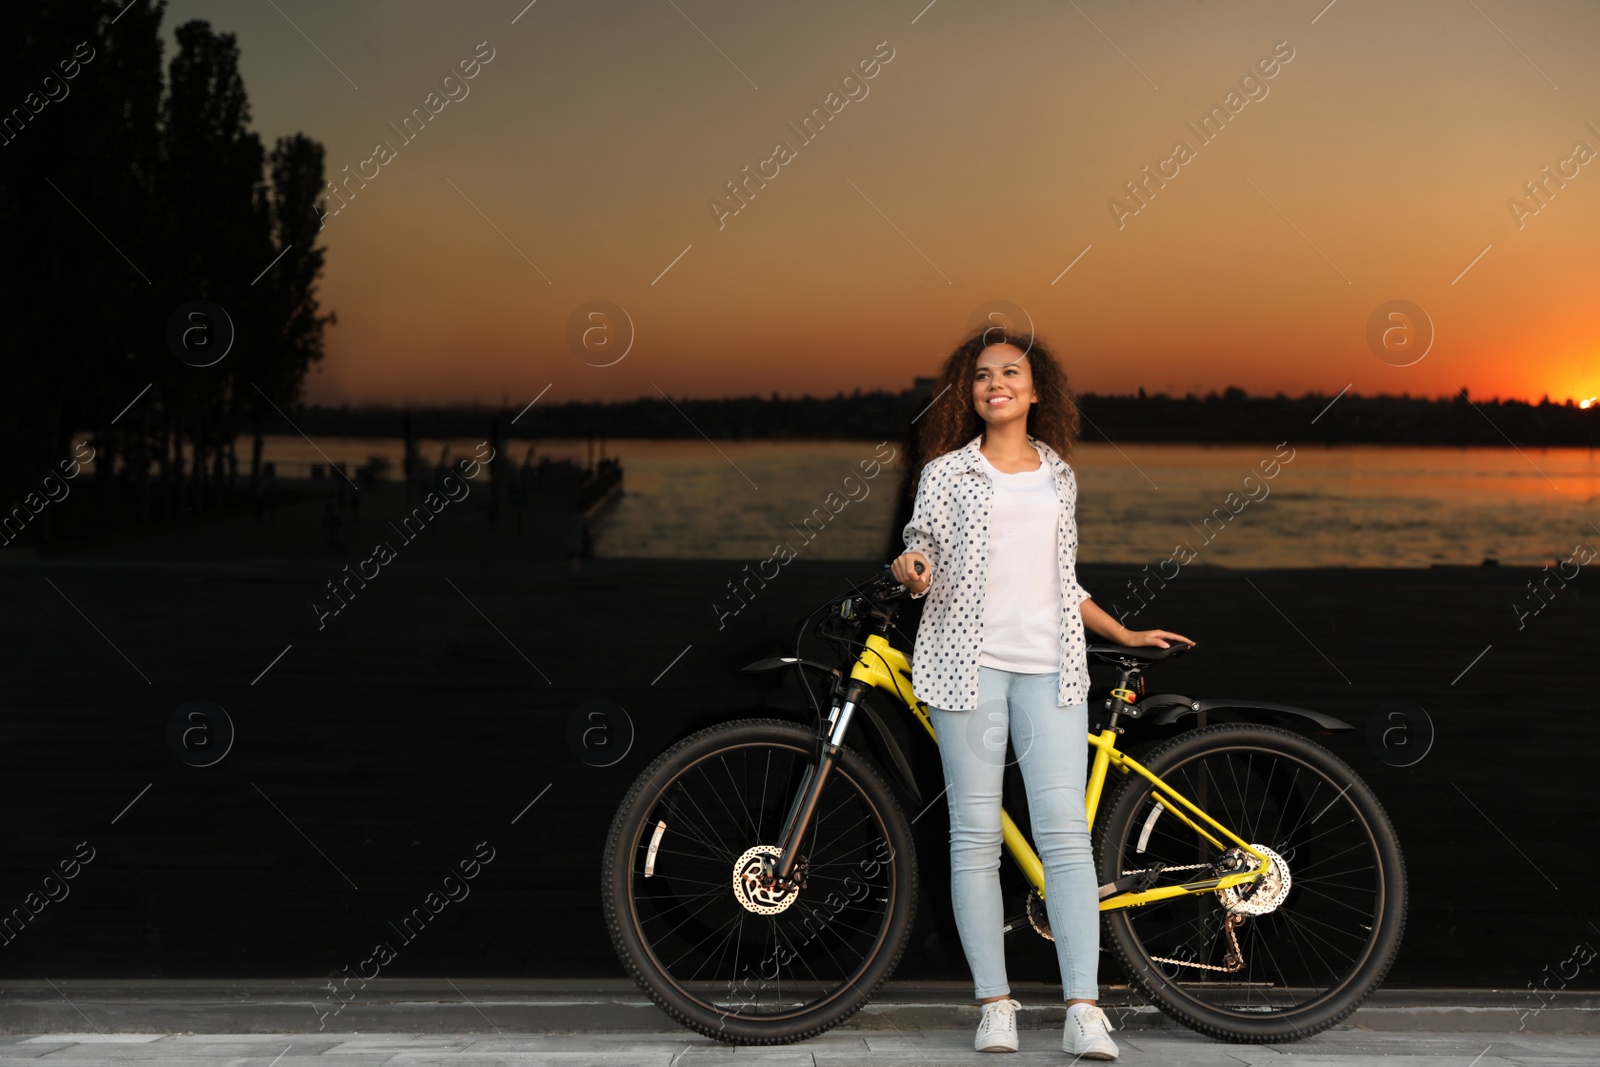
[891,329,1193,1059]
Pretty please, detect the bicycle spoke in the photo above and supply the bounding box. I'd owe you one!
[1265,764,1304,850]
[661,898,743,973]
[1274,910,1354,979]
[1248,924,1293,998]
[1291,882,1379,917]
[1277,901,1373,946]
[672,777,744,864]
[674,911,746,980]
[1225,753,1250,842]
[1279,817,1361,860]
[757,749,774,837]
[1284,836,1367,874]
[654,792,737,864]
[707,753,759,843]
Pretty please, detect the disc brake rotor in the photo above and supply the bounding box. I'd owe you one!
[732,845,800,915]
[1217,844,1292,916]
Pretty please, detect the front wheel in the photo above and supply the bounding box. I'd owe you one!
[602,718,918,1044]
[1097,723,1407,1042]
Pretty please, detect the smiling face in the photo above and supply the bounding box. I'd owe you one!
[970,343,1035,429]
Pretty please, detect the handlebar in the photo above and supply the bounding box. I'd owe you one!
[869,558,925,601]
[875,558,926,600]
[817,562,923,644]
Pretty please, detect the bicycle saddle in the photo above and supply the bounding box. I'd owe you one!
[1087,642,1192,665]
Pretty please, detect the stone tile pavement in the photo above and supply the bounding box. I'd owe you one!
[0,1029,1594,1066]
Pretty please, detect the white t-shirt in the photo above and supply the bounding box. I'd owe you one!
[975,449,1062,673]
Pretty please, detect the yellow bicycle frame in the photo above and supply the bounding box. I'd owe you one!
[849,634,1272,912]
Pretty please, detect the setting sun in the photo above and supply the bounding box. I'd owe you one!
[1581,398,1598,409]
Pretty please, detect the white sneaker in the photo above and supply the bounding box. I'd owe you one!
[975,997,1022,1052]
[1063,1002,1118,1061]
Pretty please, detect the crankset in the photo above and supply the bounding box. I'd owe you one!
[1001,889,1079,943]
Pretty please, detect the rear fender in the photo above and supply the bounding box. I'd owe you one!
[1136,692,1353,732]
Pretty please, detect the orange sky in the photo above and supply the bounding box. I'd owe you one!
[162,0,1600,406]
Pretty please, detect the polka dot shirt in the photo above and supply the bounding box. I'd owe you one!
[902,434,1093,712]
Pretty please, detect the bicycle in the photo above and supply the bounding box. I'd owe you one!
[602,564,1406,1045]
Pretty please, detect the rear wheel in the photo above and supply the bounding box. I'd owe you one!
[1097,723,1406,1042]
[602,718,917,1044]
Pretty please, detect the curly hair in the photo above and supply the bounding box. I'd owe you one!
[908,326,1081,489]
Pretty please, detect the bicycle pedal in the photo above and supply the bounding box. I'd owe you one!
[1097,862,1167,900]
[1134,861,1167,891]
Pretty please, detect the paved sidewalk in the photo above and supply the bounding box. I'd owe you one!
[0,1030,1594,1065]
[1,982,1596,1064]
[2,980,1595,1036]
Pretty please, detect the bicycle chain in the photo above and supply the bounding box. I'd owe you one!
[1121,863,1211,875]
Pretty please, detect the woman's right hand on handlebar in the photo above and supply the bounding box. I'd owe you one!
[891,552,932,595]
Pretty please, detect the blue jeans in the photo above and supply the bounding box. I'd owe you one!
[928,666,1099,1001]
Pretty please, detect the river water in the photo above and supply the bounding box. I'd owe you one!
[238,436,1599,567]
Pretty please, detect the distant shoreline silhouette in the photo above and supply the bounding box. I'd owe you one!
[286,386,1599,448]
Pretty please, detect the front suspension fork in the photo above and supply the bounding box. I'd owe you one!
[771,679,866,883]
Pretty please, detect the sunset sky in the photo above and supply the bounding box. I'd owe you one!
[159,0,1600,407]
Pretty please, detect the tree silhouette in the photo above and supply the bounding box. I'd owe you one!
[0,1,332,545]
[156,18,267,513]
[251,132,336,486]
[1,1,166,537]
